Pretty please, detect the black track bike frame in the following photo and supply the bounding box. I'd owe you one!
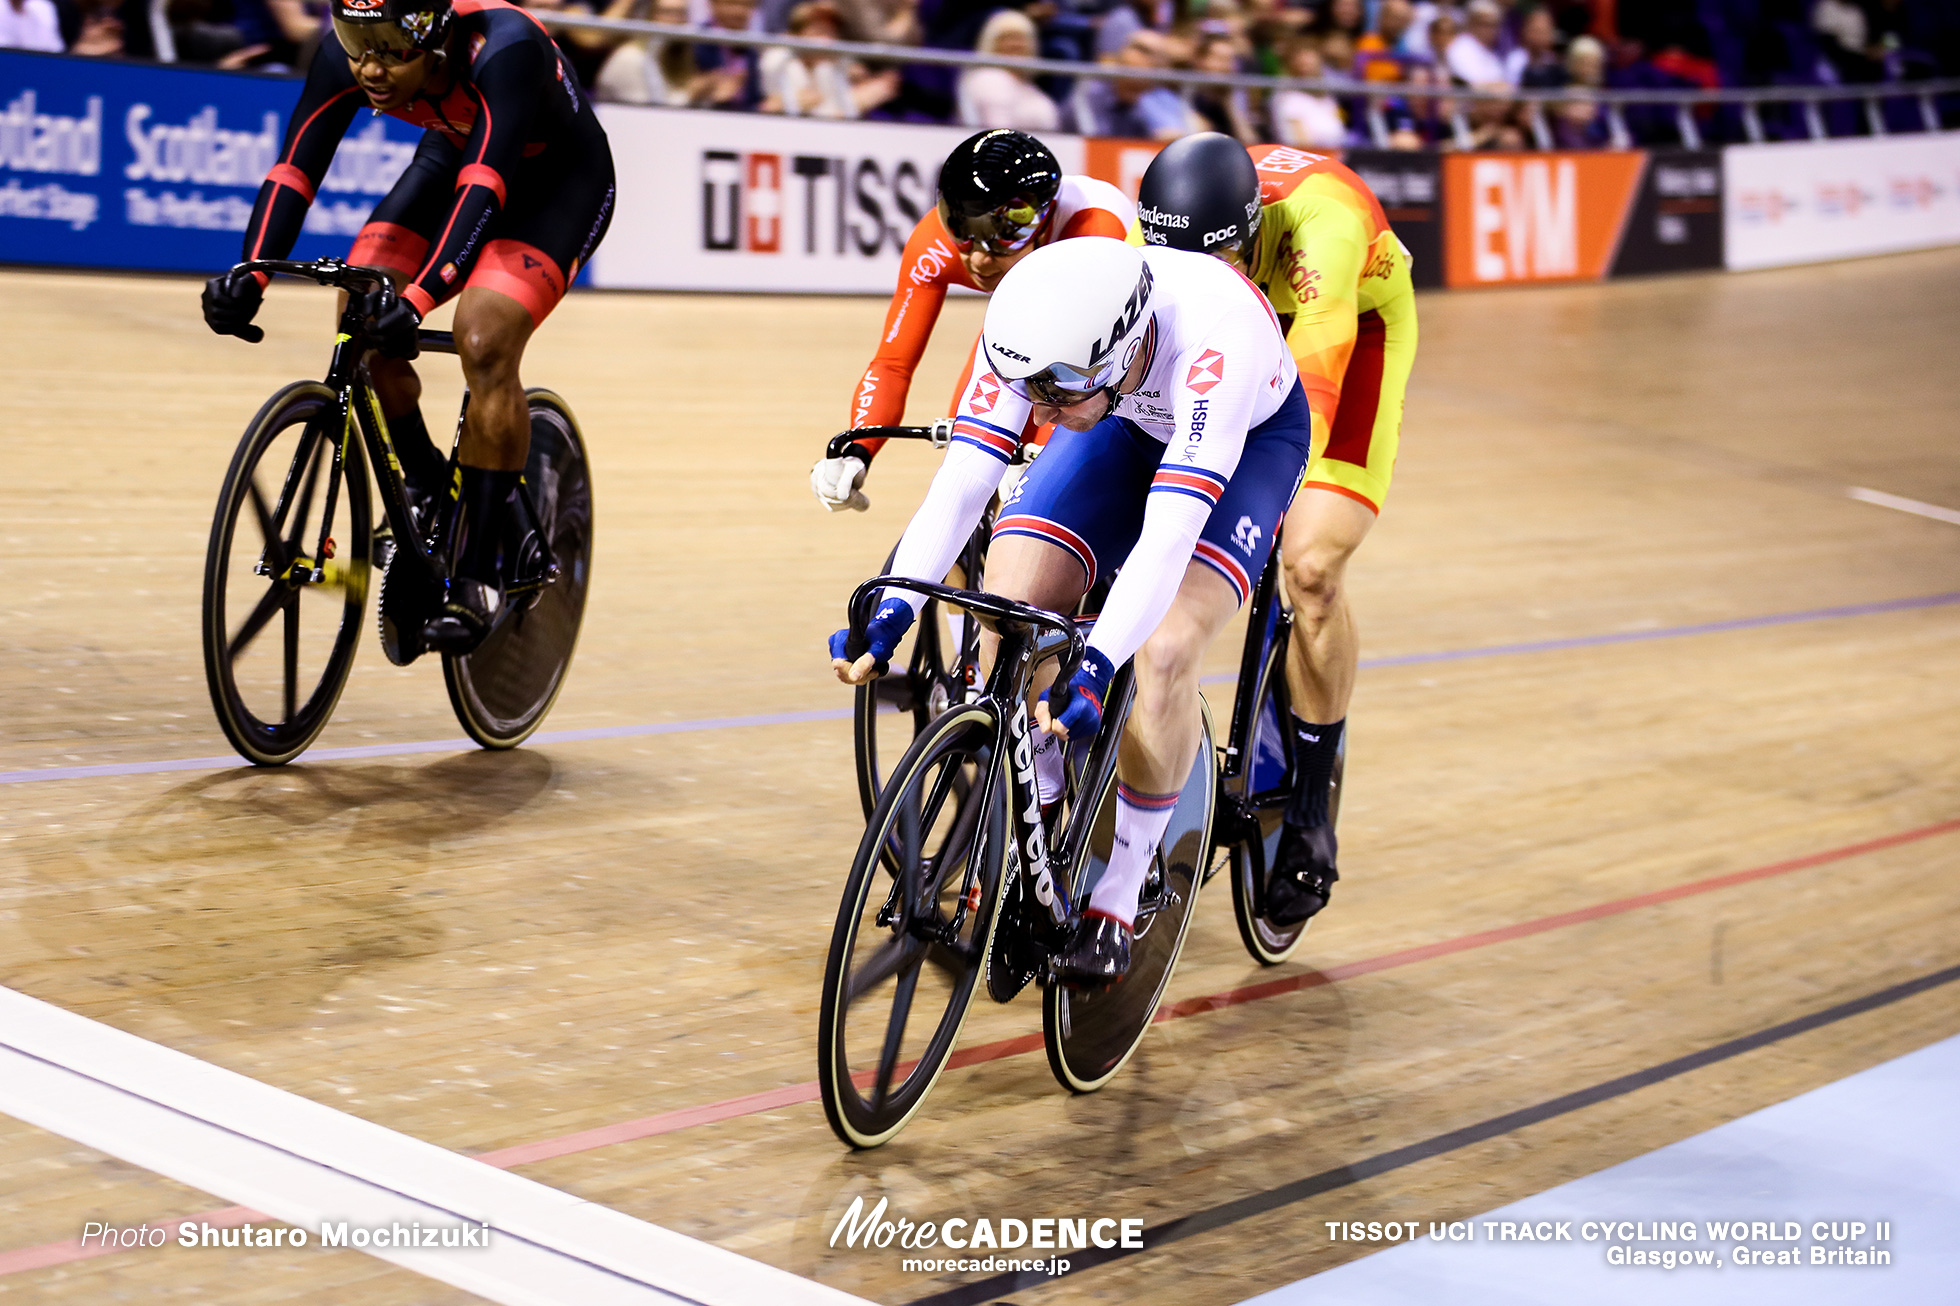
[229,258,558,599]
[1213,550,1296,908]
[847,577,1129,942]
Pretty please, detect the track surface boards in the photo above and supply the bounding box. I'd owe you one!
[2,251,1958,1303]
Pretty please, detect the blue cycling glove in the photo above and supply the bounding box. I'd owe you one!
[829,596,916,675]
[1040,647,1115,740]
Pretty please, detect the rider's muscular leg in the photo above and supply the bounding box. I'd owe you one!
[453,287,536,472]
[1280,488,1377,724]
[1087,566,1240,926]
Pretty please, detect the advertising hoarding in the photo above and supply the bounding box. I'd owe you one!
[1724,131,1960,271]
[0,49,418,275]
[589,106,1086,293]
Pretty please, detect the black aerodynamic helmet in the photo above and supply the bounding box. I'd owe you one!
[936,129,1063,255]
[1136,132,1263,262]
[332,0,453,62]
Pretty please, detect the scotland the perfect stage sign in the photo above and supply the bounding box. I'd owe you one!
[0,49,418,275]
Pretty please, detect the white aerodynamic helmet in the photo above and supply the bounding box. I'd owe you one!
[981,238,1155,407]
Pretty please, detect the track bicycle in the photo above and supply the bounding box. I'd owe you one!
[816,577,1215,1148]
[200,257,593,766]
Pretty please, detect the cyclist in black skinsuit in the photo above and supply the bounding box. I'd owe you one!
[202,0,615,651]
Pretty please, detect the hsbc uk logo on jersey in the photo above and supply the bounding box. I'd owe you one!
[968,373,1001,414]
[1185,349,1225,395]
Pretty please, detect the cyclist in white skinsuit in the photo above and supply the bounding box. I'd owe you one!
[832,238,1310,982]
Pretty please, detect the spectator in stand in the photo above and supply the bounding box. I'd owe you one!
[1073,35,1199,138]
[528,0,649,86]
[1446,0,1511,85]
[66,0,125,52]
[1191,30,1259,142]
[1316,0,1363,42]
[593,0,698,104]
[834,0,917,44]
[958,7,1060,129]
[1424,6,1462,73]
[1511,3,1565,86]
[1271,35,1349,145]
[694,0,764,109]
[1356,0,1417,73]
[1550,31,1606,146]
[761,0,862,116]
[1,0,63,49]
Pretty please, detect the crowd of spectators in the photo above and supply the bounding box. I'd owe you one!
[7,0,1958,148]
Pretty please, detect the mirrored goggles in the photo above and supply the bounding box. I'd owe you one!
[940,198,1054,256]
[334,17,432,65]
[1001,359,1117,409]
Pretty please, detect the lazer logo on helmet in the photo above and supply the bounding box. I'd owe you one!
[1137,204,1190,229]
[991,342,1031,363]
[1086,265,1153,366]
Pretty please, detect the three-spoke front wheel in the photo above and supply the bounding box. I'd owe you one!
[819,705,1006,1148]
[202,381,371,766]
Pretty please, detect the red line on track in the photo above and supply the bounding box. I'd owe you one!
[4,817,1955,1279]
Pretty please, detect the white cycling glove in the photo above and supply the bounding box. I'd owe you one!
[811,452,870,513]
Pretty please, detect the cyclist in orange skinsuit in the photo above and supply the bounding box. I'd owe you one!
[809,129,1133,513]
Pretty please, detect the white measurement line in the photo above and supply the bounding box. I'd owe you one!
[0,988,868,1306]
[1846,486,1960,527]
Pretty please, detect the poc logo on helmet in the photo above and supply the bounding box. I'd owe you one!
[1201,224,1238,248]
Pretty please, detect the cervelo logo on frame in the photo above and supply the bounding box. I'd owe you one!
[1185,348,1224,394]
[700,148,935,258]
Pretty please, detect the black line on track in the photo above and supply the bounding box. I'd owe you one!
[901,961,1960,1306]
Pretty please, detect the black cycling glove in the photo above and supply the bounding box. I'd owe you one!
[371,296,422,360]
[201,270,263,339]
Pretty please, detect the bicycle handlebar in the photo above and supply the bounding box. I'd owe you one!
[848,576,1084,684]
[825,420,954,460]
[220,258,458,355]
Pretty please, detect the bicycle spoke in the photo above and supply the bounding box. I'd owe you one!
[869,963,921,1114]
[228,580,290,660]
[283,593,299,722]
[247,478,290,576]
[847,934,918,1004]
[285,438,325,561]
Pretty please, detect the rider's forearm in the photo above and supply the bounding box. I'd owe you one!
[1084,492,1211,670]
[883,442,1002,616]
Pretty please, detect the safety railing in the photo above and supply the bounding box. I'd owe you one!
[539,11,1960,151]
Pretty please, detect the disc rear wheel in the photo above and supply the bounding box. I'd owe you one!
[443,388,593,748]
[1044,702,1216,1093]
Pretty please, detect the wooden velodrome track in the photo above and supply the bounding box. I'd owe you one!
[1,247,1957,1305]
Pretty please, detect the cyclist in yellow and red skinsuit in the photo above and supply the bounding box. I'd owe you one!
[1136,133,1418,927]
[809,129,1133,513]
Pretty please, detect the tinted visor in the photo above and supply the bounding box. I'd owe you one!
[938,195,1055,255]
[1001,359,1116,408]
[334,9,439,61]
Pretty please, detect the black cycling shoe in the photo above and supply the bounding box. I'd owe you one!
[1266,821,1340,926]
[422,577,503,654]
[1049,913,1132,987]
